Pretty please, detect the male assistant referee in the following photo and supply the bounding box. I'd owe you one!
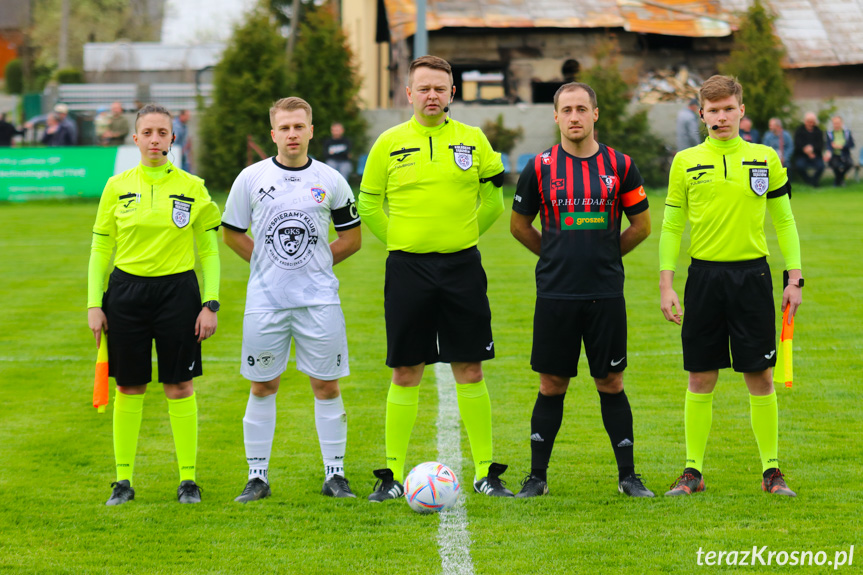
[358,55,513,500]
[660,75,803,497]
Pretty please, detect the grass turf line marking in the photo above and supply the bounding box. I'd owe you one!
[435,363,475,575]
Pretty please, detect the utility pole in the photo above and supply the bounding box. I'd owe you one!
[413,0,427,59]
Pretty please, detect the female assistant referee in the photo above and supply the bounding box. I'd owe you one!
[87,104,221,506]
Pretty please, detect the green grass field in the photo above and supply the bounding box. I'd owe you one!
[1,183,861,574]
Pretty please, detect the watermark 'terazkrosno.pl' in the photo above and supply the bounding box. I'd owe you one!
[696,546,854,569]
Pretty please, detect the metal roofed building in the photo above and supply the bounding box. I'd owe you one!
[343,0,863,108]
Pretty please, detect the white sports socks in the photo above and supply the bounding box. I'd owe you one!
[243,392,277,483]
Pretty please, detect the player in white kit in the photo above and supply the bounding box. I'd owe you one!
[222,97,361,501]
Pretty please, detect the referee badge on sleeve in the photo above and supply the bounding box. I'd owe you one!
[172,199,191,228]
[749,168,769,196]
[449,143,475,171]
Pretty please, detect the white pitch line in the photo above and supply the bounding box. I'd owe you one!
[434,363,475,575]
[0,356,238,363]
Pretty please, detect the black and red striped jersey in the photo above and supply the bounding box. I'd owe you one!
[513,143,649,299]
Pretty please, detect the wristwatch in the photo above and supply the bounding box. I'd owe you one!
[203,300,220,312]
[788,278,804,288]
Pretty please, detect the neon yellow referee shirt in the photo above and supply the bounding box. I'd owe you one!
[660,136,801,271]
[359,116,504,253]
[87,163,221,307]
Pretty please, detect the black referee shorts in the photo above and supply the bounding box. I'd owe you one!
[531,297,627,379]
[384,247,494,368]
[102,268,203,386]
[682,257,776,373]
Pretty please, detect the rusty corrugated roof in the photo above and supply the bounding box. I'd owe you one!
[383,0,732,42]
[383,0,863,67]
[752,0,863,68]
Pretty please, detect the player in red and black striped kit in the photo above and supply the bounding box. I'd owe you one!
[511,82,654,497]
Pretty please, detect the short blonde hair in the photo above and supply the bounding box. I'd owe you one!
[269,97,313,127]
[700,75,743,106]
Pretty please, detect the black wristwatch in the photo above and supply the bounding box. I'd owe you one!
[203,300,220,312]
[789,278,804,288]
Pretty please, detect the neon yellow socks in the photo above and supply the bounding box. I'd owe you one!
[167,393,198,482]
[113,391,145,484]
[684,390,713,473]
[750,391,779,472]
[385,383,419,482]
[456,380,493,480]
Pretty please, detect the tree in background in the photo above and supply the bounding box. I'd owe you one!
[720,0,794,132]
[288,3,367,161]
[482,114,523,159]
[199,1,367,188]
[198,7,290,191]
[580,40,670,187]
[30,0,159,74]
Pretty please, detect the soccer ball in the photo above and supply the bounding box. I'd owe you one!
[404,461,460,514]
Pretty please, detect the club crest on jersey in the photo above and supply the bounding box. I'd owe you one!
[172,200,191,228]
[599,174,617,194]
[311,187,326,204]
[749,168,769,195]
[263,210,319,270]
[449,143,475,171]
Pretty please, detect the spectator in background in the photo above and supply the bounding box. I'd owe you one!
[25,103,78,145]
[825,115,855,187]
[793,112,825,187]
[53,103,78,145]
[173,109,193,173]
[101,101,130,146]
[94,106,111,142]
[676,98,701,152]
[739,116,760,144]
[41,113,75,146]
[0,112,24,146]
[762,118,793,167]
[321,122,352,180]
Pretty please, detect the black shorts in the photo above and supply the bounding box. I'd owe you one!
[102,268,203,386]
[384,248,494,367]
[531,297,627,379]
[682,257,776,373]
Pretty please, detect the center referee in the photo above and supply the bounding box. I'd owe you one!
[358,55,513,500]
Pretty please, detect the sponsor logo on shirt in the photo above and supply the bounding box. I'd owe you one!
[263,210,319,269]
[553,197,613,207]
[561,211,608,230]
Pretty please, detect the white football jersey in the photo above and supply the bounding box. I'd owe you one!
[223,157,360,312]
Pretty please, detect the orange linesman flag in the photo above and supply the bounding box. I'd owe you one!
[777,306,794,389]
[93,331,109,412]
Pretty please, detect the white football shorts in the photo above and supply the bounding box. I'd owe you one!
[240,305,350,381]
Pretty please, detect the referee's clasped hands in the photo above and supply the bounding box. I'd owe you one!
[195,308,218,343]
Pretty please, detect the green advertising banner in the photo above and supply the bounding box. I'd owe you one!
[0,147,117,201]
